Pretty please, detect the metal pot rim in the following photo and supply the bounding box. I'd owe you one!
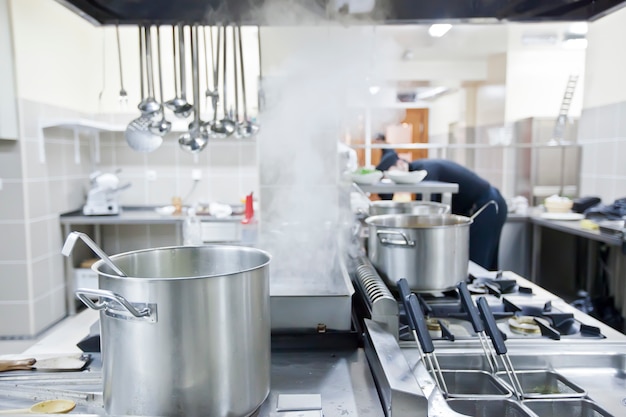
[365,213,472,228]
[92,244,271,281]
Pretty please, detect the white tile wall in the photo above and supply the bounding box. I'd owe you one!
[0,98,259,337]
[578,101,626,203]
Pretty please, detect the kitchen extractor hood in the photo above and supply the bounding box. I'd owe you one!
[56,0,626,26]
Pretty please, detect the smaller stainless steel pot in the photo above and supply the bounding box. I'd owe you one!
[366,213,471,292]
[365,200,497,292]
[369,201,450,216]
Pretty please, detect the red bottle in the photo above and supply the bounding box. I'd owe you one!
[242,192,254,224]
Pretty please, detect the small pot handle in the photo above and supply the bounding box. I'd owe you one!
[376,230,415,246]
[75,288,153,319]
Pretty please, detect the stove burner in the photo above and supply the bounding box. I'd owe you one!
[508,316,541,335]
[391,276,605,342]
[466,274,531,297]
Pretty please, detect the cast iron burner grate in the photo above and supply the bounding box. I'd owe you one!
[398,294,604,342]
[467,273,533,297]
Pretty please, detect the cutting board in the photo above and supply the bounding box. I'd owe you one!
[0,353,91,372]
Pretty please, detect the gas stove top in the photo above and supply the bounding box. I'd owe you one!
[398,294,605,343]
[352,256,621,348]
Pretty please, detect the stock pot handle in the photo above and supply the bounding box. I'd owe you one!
[75,288,153,319]
[376,230,415,246]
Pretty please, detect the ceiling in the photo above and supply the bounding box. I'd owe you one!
[56,0,626,26]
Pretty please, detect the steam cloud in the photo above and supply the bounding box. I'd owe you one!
[254,0,403,290]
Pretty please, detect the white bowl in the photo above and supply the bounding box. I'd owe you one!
[351,170,383,185]
[387,170,428,184]
[544,196,573,213]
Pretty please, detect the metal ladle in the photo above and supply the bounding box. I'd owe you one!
[115,25,128,105]
[0,399,76,415]
[165,25,193,118]
[236,25,260,137]
[137,26,161,116]
[203,26,219,105]
[179,25,209,153]
[62,231,127,277]
[149,25,172,136]
[204,24,222,136]
[470,199,498,221]
[210,25,236,138]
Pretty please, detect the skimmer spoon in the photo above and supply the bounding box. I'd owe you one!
[125,27,162,152]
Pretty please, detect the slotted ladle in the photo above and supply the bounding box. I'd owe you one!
[62,231,127,277]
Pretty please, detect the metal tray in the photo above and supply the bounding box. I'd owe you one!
[495,370,586,399]
[447,398,535,417]
[523,398,615,417]
[441,370,511,398]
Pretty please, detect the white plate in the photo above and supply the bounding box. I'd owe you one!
[351,170,383,185]
[540,212,584,221]
[386,170,428,184]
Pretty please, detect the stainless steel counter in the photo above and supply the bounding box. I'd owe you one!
[60,206,246,315]
[362,269,626,417]
[59,206,244,226]
[357,181,459,206]
[0,349,384,417]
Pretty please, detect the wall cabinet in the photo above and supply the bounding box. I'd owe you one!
[0,0,18,140]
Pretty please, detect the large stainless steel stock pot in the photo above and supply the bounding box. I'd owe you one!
[75,245,271,417]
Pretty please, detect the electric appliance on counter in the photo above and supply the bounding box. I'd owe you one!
[82,171,131,216]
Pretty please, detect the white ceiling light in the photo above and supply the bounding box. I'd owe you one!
[568,22,588,35]
[416,86,449,100]
[428,24,452,38]
[368,85,381,95]
[562,37,588,49]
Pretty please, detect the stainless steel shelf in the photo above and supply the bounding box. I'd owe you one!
[357,180,459,206]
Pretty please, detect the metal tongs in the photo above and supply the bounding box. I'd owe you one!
[476,296,525,400]
[397,278,449,396]
[457,281,499,373]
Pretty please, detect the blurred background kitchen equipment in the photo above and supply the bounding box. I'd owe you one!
[82,170,131,216]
